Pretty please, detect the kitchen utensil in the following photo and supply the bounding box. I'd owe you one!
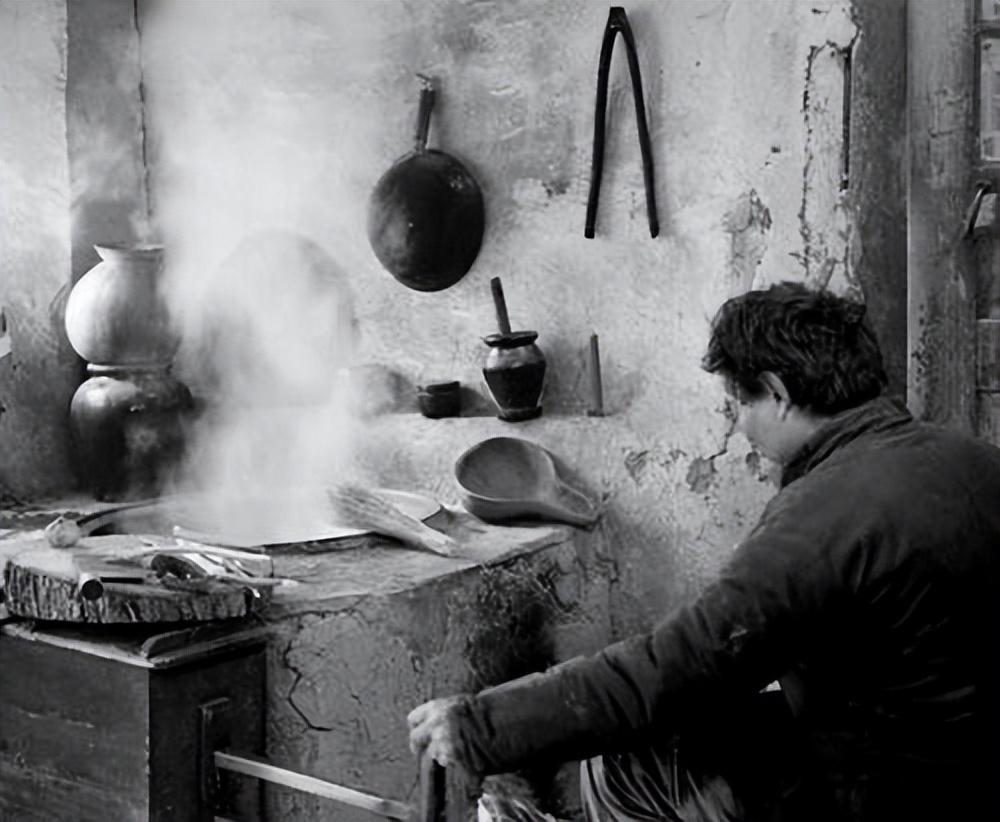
[454,437,599,527]
[2,540,259,623]
[417,380,462,418]
[585,6,658,238]
[148,551,286,589]
[148,543,275,577]
[75,567,105,600]
[73,555,146,600]
[78,488,443,549]
[367,74,485,292]
[201,487,442,548]
[587,332,605,416]
[490,276,512,335]
[482,277,547,421]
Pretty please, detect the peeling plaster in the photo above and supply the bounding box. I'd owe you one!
[787,4,859,290]
[723,189,773,292]
[624,449,650,483]
[685,455,717,493]
[684,410,739,493]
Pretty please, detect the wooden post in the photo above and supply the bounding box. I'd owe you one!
[846,0,907,399]
[907,0,978,432]
[975,235,1000,443]
[973,6,1000,445]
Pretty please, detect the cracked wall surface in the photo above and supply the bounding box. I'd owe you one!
[263,538,611,821]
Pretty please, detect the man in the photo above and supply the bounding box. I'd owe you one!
[409,282,998,821]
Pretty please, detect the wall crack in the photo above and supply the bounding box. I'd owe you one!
[685,415,738,493]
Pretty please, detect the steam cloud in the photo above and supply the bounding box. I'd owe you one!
[139,1,382,540]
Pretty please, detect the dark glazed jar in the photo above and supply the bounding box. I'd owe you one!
[482,331,547,421]
[417,380,462,418]
[69,366,193,500]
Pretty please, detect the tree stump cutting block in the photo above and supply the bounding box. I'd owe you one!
[0,534,266,624]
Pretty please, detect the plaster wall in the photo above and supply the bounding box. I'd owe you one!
[0,0,75,500]
[0,0,150,500]
[136,0,869,619]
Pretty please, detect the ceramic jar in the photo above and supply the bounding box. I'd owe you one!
[482,331,546,421]
[65,244,192,500]
[417,380,461,418]
[69,367,192,500]
[65,244,178,365]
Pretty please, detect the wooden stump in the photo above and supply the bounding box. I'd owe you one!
[1,534,266,623]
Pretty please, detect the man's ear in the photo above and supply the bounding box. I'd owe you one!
[759,371,792,417]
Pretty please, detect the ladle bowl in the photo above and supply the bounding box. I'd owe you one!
[454,437,599,527]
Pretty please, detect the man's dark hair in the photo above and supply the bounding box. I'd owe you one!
[702,281,888,414]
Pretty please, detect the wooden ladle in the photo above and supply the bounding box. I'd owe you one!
[454,437,599,527]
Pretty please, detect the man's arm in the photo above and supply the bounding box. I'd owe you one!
[448,501,844,775]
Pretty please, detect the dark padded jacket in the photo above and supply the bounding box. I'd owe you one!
[454,398,999,820]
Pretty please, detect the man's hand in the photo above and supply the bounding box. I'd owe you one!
[407,695,468,768]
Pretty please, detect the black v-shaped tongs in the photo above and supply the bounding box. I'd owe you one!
[585,6,659,239]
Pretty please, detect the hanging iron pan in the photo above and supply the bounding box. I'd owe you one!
[366,74,485,292]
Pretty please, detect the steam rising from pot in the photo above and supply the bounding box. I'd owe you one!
[162,229,361,539]
[139,0,380,535]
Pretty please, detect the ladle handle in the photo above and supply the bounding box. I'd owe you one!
[537,482,600,528]
[490,277,512,336]
[414,74,436,152]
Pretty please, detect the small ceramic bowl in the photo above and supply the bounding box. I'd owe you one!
[417,381,461,418]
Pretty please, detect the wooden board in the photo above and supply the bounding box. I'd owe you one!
[0,533,266,624]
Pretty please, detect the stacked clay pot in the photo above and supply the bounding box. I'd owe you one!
[65,244,192,500]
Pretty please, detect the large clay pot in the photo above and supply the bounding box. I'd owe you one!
[482,331,547,421]
[69,367,193,501]
[65,243,191,499]
[65,244,178,365]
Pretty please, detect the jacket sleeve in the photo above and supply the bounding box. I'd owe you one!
[455,489,849,775]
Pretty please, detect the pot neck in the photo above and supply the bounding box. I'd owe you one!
[87,363,173,376]
[94,244,165,265]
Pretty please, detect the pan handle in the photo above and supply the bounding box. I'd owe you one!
[413,74,436,153]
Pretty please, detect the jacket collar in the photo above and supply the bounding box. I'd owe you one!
[781,395,913,487]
